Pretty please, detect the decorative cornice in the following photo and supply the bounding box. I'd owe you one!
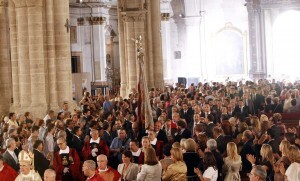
[12,0,27,8]
[26,0,42,7]
[87,16,106,25]
[77,17,84,26]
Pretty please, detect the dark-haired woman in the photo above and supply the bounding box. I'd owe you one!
[117,150,139,181]
[194,152,218,181]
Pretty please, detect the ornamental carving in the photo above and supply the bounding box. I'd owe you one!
[12,0,27,8]
[0,0,8,7]
[87,16,106,25]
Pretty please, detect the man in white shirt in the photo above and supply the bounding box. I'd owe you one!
[3,138,19,172]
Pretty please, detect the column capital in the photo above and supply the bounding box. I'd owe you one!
[87,16,106,25]
[121,13,146,22]
[0,0,8,7]
[12,0,27,8]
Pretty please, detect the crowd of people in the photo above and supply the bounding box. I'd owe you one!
[0,79,300,181]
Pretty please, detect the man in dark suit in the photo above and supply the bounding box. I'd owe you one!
[72,126,84,161]
[213,127,225,155]
[65,119,74,147]
[154,121,168,143]
[179,103,193,125]
[174,120,191,142]
[232,99,249,118]
[33,140,50,179]
[240,130,255,172]
[267,129,279,154]
[205,114,216,139]
[101,121,112,146]
[3,138,19,172]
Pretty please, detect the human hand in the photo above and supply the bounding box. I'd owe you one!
[63,167,69,173]
[246,154,256,165]
[194,167,202,176]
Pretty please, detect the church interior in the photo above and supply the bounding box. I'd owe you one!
[0,1,300,181]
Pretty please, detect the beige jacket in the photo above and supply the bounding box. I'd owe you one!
[162,161,187,181]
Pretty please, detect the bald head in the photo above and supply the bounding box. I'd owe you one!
[97,154,108,170]
[44,169,56,181]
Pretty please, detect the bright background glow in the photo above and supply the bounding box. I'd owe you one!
[273,10,300,81]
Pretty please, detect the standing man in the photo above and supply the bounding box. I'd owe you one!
[53,137,82,181]
[0,154,18,181]
[3,138,19,172]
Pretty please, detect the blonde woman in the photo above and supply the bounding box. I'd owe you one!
[162,147,187,181]
[274,140,291,181]
[223,142,242,181]
[280,145,300,180]
[247,144,275,180]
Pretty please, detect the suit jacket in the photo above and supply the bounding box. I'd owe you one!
[179,108,194,125]
[215,135,226,155]
[72,135,84,161]
[117,163,139,181]
[240,140,255,171]
[102,130,112,146]
[173,129,191,142]
[157,129,169,143]
[3,150,19,172]
[205,122,216,139]
[66,128,74,147]
[33,149,50,178]
[268,139,279,154]
[232,106,249,118]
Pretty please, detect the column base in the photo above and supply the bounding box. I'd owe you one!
[250,71,266,81]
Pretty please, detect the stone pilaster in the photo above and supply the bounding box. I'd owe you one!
[246,0,266,80]
[8,0,19,108]
[0,0,11,113]
[14,0,32,107]
[118,0,163,97]
[53,0,73,105]
[46,0,59,109]
[27,0,47,107]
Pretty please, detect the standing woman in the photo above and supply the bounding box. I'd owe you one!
[274,140,291,181]
[137,147,162,181]
[222,142,242,181]
[117,150,139,181]
[162,147,187,181]
[194,152,218,181]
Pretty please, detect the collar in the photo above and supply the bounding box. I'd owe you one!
[90,137,100,144]
[132,148,141,157]
[87,174,95,180]
[67,128,72,132]
[98,167,108,172]
[59,146,70,154]
[150,138,157,145]
[7,149,15,156]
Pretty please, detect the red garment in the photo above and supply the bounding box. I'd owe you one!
[138,151,145,164]
[0,163,18,181]
[82,139,109,160]
[53,148,83,181]
[86,173,105,181]
[152,140,164,159]
[95,167,121,181]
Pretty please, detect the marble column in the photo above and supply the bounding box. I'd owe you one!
[8,0,19,108]
[27,0,47,107]
[160,0,172,82]
[53,0,73,104]
[46,0,59,109]
[150,0,163,89]
[246,0,266,80]
[14,0,31,107]
[89,16,107,81]
[118,0,163,97]
[0,0,11,113]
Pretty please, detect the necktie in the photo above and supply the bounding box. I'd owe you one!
[13,152,18,163]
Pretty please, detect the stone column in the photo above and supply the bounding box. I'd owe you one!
[246,0,266,80]
[27,0,47,107]
[53,0,73,104]
[150,0,163,89]
[14,0,31,107]
[0,0,11,113]
[46,0,59,109]
[8,0,19,108]
[89,16,107,81]
[160,0,172,82]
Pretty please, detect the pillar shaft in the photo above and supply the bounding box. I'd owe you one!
[8,0,19,108]
[15,1,31,107]
[27,0,47,106]
[54,0,72,103]
[0,0,11,113]
[46,0,58,108]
